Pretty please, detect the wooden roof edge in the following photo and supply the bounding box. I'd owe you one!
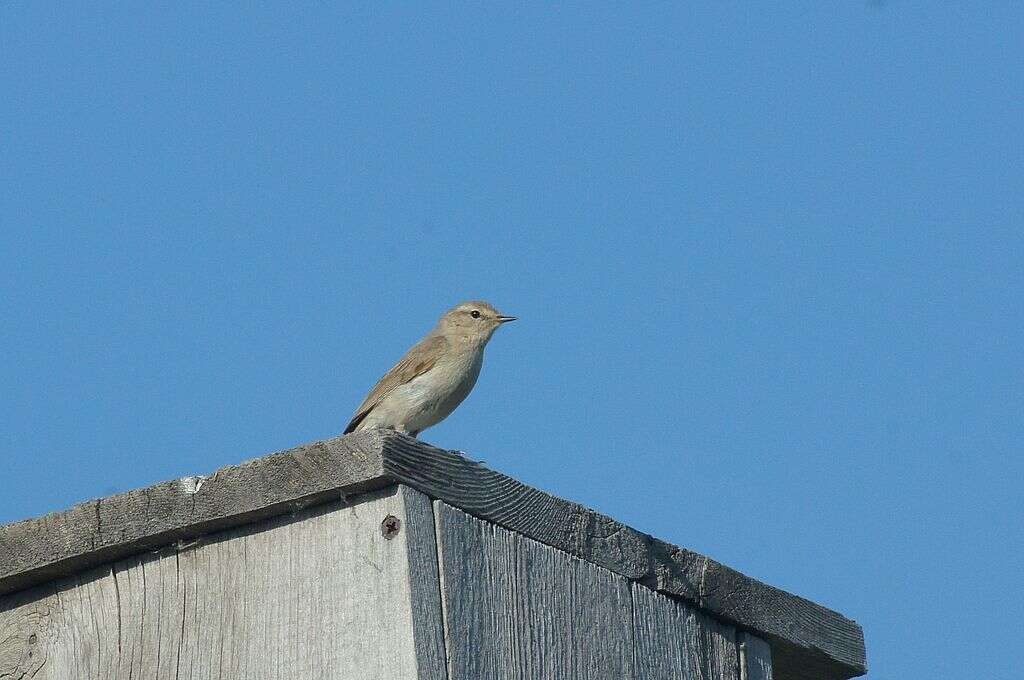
[0,430,866,678]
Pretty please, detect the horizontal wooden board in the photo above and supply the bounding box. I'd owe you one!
[380,434,865,679]
[0,485,446,680]
[0,430,391,598]
[0,430,866,679]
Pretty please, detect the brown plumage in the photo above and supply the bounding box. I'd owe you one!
[344,334,448,434]
[344,301,515,437]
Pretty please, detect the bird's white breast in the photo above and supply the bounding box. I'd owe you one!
[362,344,484,434]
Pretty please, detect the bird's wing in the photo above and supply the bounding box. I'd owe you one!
[344,333,447,433]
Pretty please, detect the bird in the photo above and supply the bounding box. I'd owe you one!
[344,300,516,438]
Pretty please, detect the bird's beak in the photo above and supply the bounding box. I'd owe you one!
[497,315,517,324]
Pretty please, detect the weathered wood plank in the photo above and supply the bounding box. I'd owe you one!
[0,586,53,678]
[0,430,865,679]
[652,538,863,680]
[380,434,865,679]
[398,486,449,680]
[739,632,772,680]
[0,429,391,598]
[433,500,634,680]
[0,485,446,679]
[384,438,652,580]
[631,583,738,680]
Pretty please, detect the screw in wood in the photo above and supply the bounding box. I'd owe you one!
[381,515,401,540]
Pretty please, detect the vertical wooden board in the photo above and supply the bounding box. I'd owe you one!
[0,586,55,679]
[631,583,739,680]
[738,632,772,680]
[433,500,634,680]
[112,555,147,674]
[0,485,447,680]
[397,486,449,680]
[32,562,148,680]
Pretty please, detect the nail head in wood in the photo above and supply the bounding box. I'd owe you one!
[381,515,401,540]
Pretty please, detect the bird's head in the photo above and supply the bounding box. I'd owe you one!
[436,300,516,344]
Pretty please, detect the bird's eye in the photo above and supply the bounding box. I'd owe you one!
[470,310,481,318]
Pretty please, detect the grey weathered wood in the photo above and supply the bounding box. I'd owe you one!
[648,538,863,680]
[393,484,449,680]
[0,586,52,678]
[380,434,865,679]
[433,500,635,679]
[0,430,865,680]
[0,430,391,598]
[739,632,773,680]
[0,485,446,679]
[631,583,738,680]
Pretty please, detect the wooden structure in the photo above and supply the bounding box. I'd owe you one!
[0,430,866,679]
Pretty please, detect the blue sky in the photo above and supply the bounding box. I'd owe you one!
[2,4,1022,678]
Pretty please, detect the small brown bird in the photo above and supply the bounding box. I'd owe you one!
[344,300,516,437]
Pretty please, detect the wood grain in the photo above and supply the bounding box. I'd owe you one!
[433,500,635,680]
[631,583,739,680]
[0,430,391,598]
[0,430,865,679]
[0,485,446,679]
[381,433,865,679]
[739,632,773,680]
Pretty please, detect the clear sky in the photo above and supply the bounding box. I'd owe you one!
[2,4,1022,678]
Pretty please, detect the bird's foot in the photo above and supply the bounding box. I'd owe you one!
[450,449,485,464]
